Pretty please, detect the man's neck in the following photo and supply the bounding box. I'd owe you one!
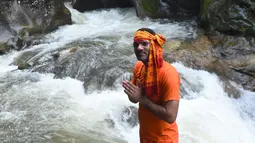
[142,61,148,67]
[142,60,165,68]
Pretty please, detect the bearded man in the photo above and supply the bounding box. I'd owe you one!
[122,28,181,143]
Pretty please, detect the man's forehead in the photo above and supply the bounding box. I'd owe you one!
[134,39,150,42]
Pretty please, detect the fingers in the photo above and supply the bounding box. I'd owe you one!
[124,89,132,97]
[122,81,132,96]
[123,81,134,95]
[137,79,141,88]
[137,79,144,93]
[122,80,137,92]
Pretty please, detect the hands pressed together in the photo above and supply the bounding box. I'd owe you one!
[122,80,143,103]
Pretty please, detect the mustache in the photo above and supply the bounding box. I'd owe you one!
[136,51,146,55]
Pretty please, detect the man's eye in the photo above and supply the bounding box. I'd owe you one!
[141,42,148,46]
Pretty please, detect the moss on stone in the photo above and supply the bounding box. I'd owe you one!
[28,26,44,35]
[0,42,8,54]
[63,7,71,15]
[18,26,44,37]
[201,0,211,17]
[18,28,27,38]
[18,63,31,70]
[141,0,159,14]
[227,41,237,47]
[239,27,248,32]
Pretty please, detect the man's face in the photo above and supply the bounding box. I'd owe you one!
[133,39,150,63]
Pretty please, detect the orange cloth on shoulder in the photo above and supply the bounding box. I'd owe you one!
[134,30,166,101]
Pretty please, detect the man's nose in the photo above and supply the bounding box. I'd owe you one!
[137,44,144,50]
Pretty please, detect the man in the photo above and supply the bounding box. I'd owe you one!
[122,28,180,143]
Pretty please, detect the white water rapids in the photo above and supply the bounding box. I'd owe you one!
[0,3,255,143]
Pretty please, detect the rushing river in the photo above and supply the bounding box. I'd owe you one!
[0,3,255,143]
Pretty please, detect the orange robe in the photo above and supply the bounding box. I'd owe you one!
[131,61,180,143]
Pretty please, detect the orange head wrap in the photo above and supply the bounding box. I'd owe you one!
[134,30,166,101]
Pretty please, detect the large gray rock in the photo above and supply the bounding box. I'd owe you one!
[134,0,200,19]
[200,0,255,37]
[0,14,15,43]
[0,0,72,50]
[164,31,255,95]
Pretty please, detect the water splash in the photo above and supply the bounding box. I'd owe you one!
[0,3,254,143]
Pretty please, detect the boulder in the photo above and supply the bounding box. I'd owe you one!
[121,106,138,127]
[0,0,72,50]
[200,0,255,37]
[134,0,200,19]
[164,30,255,96]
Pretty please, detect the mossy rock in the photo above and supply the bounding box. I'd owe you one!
[200,0,255,37]
[18,26,45,37]
[200,0,211,18]
[0,42,8,54]
[2,0,71,36]
[18,63,32,70]
[141,0,159,14]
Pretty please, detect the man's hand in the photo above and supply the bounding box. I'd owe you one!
[122,80,143,103]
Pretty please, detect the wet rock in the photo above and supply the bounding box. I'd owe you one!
[18,63,32,70]
[121,106,138,127]
[200,0,255,37]
[0,0,72,51]
[69,47,78,54]
[164,31,255,96]
[134,0,200,19]
[0,42,8,55]
[103,106,138,128]
[0,14,15,43]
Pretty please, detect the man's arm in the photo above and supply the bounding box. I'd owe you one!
[128,94,139,104]
[140,96,179,124]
